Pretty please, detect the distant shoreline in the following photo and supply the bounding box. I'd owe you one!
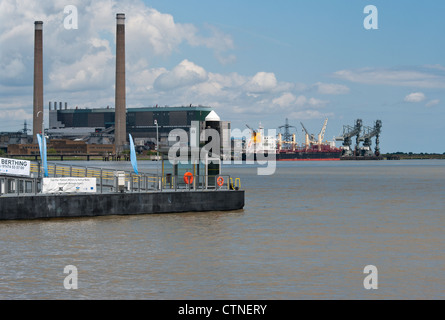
[2,153,444,161]
[383,153,445,160]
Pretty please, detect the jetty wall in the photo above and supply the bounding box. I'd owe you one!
[0,190,244,221]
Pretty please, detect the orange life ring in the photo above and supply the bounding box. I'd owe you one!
[184,172,194,184]
[217,176,224,187]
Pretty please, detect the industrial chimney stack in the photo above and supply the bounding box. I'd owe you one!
[33,21,44,143]
[115,13,126,152]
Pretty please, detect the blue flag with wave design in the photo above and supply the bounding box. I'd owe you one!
[129,134,138,175]
[36,133,48,177]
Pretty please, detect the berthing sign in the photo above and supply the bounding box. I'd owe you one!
[0,157,31,176]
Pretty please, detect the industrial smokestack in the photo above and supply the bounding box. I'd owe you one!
[33,21,44,142]
[115,13,126,152]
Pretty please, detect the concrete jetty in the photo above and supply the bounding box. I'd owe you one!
[0,159,245,221]
[0,190,244,221]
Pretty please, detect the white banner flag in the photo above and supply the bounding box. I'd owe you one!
[42,178,97,194]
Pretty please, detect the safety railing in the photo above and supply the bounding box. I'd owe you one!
[0,175,40,195]
[1,162,241,196]
[162,174,242,191]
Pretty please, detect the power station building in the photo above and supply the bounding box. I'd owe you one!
[47,104,231,152]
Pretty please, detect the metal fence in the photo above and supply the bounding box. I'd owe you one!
[0,162,241,196]
[0,175,40,196]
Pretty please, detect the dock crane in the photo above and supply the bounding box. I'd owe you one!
[246,124,258,143]
[335,119,363,156]
[246,123,265,151]
[317,118,328,151]
[358,120,382,156]
[300,118,329,151]
[300,122,316,149]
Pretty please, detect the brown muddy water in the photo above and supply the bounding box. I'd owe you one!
[0,160,444,299]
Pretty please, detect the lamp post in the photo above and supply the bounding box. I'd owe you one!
[37,111,44,136]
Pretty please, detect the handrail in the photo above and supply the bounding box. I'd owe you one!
[1,161,241,196]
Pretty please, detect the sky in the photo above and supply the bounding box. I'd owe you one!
[0,0,444,153]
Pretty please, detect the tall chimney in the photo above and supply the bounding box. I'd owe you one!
[33,21,44,142]
[115,13,126,152]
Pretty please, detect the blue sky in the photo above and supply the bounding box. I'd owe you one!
[0,0,444,153]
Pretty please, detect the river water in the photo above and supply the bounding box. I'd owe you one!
[0,160,444,299]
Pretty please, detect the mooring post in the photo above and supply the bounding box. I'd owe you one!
[100,168,103,194]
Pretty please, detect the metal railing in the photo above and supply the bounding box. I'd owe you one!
[162,174,238,191]
[0,175,40,196]
[1,162,241,196]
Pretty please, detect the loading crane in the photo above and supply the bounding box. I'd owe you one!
[246,124,258,143]
[335,119,363,156]
[246,123,265,151]
[300,122,317,149]
[317,118,328,151]
[300,118,329,151]
[358,120,382,156]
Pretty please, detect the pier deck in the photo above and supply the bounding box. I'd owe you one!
[0,161,244,221]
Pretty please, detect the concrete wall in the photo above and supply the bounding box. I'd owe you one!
[0,190,244,221]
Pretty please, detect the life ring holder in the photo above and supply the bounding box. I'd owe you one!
[183,172,194,185]
[217,176,224,187]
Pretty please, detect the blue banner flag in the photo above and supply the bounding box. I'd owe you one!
[129,134,138,175]
[36,133,48,177]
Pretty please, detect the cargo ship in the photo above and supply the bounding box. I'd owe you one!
[242,119,342,161]
[275,146,342,161]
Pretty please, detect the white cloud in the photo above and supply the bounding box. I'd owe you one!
[426,99,440,107]
[128,63,167,92]
[288,110,333,120]
[404,92,426,103]
[333,66,445,89]
[244,72,277,93]
[49,38,114,91]
[315,82,350,95]
[272,93,297,108]
[187,24,236,65]
[126,6,197,57]
[295,95,310,107]
[308,97,329,108]
[271,93,329,110]
[0,108,32,120]
[153,59,208,91]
